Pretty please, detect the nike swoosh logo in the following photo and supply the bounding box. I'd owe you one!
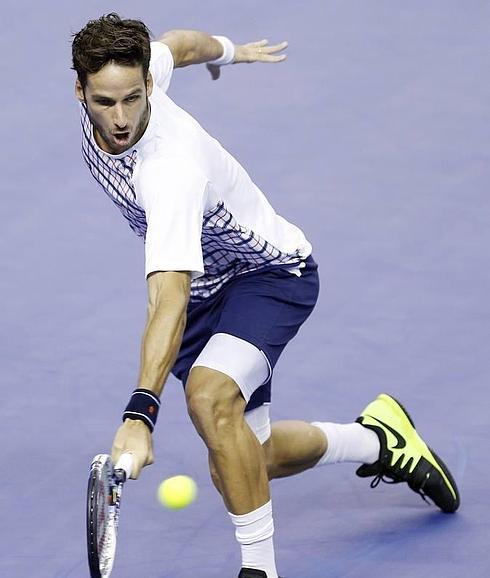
[369,416,407,449]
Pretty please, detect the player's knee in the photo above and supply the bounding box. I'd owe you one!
[185,367,245,444]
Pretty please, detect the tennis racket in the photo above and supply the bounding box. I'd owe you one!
[86,453,133,578]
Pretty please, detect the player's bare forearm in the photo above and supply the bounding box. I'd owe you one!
[159,29,288,77]
[159,30,223,68]
[137,270,191,396]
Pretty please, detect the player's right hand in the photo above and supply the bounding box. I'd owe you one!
[206,39,288,80]
[111,419,154,479]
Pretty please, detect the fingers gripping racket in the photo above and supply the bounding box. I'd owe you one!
[86,453,133,578]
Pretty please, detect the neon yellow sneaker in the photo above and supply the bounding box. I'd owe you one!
[356,393,460,513]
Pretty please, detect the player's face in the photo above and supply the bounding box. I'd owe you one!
[76,63,153,155]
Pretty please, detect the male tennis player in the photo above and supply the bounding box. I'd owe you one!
[72,14,459,578]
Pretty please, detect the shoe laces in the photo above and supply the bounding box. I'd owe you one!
[370,474,399,488]
[370,474,432,506]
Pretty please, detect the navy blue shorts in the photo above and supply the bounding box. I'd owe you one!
[171,256,320,411]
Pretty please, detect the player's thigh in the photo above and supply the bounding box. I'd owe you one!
[185,337,271,445]
[185,366,246,429]
[190,333,270,405]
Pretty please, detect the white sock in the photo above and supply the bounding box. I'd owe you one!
[311,422,380,466]
[229,500,278,578]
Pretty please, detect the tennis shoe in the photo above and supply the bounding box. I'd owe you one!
[356,393,460,513]
[238,569,283,578]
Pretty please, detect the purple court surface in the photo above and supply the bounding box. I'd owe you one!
[1,1,489,576]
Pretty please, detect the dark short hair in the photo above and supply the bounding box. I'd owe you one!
[72,13,152,87]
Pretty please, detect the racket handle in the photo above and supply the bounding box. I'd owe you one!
[115,453,133,481]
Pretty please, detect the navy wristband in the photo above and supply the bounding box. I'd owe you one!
[123,389,161,432]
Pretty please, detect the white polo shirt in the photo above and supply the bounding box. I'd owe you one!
[79,42,312,302]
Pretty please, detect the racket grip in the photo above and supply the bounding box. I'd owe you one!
[115,453,133,481]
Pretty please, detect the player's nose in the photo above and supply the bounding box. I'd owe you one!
[113,104,128,129]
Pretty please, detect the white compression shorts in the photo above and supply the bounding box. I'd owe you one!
[191,333,272,444]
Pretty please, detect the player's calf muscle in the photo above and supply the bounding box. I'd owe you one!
[264,421,327,479]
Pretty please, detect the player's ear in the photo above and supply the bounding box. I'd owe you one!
[75,79,85,103]
[146,72,154,97]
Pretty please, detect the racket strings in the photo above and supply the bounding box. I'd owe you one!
[88,455,126,578]
[98,468,117,575]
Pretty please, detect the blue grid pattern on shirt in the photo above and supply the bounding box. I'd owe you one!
[80,105,147,238]
[79,107,304,302]
[192,202,304,301]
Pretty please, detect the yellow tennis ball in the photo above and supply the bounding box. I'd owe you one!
[157,475,197,510]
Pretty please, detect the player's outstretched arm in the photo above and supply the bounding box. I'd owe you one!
[111,270,191,479]
[159,29,287,80]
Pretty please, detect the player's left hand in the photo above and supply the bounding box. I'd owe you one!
[206,39,288,80]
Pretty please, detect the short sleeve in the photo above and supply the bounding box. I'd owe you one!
[138,156,207,279]
[149,42,174,93]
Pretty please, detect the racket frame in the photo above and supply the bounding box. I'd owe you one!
[86,453,131,578]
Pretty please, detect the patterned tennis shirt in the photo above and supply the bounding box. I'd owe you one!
[80,42,312,302]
